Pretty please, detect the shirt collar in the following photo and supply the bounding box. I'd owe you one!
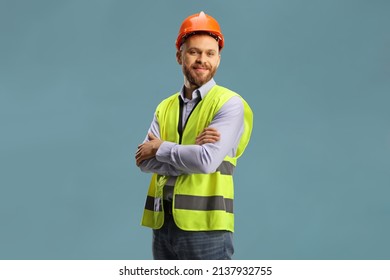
[179,78,216,101]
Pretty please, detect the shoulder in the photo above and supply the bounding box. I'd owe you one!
[217,95,244,118]
[212,85,253,118]
[211,85,248,108]
[211,85,249,104]
[211,85,237,98]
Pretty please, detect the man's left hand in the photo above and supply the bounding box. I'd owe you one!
[135,133,163,166]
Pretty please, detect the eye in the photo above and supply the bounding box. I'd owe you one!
[207,51,216,57]
[189,50,197,55]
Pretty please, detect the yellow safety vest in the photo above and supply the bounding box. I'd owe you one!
[141,85,253,232]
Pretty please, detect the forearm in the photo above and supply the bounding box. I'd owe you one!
[138,156,185,176]
[156,142,222,174]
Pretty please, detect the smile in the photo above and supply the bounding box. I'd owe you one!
[193,67,208,72]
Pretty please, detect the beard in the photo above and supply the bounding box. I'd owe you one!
[183,62,217,88]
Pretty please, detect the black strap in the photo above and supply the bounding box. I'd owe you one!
[177,95,202,144]
[177,97,184,144]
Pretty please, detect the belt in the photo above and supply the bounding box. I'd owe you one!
[163,200,173,215]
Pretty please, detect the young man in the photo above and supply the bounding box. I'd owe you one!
[135,11,253,260]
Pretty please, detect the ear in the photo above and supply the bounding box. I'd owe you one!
[176,50,182,65]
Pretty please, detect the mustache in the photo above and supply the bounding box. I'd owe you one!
[192,62,211,70]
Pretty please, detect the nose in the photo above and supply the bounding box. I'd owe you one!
[195,52,206,64]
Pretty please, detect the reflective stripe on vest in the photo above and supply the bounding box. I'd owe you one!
[216,160,235,175]
[145,195,233,213]
[175,195,233,213]
[144,196,162,212]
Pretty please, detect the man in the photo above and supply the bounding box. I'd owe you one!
[135,11,253,260]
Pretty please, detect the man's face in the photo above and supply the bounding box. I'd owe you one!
[177,34,221,89]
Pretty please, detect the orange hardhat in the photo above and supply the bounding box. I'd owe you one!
[175,11,224,50]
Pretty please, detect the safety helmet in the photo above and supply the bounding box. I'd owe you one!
[175,11,224,50]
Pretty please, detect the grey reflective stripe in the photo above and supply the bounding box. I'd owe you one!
[175,194,233,213]
[216,161,235,175]
[144,196,162,212]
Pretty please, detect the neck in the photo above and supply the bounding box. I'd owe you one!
[183,82,198,100]
[184,88,195,100]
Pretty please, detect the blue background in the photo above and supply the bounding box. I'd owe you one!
[1,0,389,259]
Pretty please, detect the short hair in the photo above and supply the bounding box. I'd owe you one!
[178,31,222,51]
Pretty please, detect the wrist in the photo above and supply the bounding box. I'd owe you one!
[153,140,163,155]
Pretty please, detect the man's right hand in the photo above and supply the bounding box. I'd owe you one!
[195,127,220,145]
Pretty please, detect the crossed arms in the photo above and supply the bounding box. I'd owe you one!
[135,96,244,176]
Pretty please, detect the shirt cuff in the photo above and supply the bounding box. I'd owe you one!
[156,141,176,163]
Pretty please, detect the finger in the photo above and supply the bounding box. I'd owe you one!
[198,133,220,141]
[204,137,219,143]
[135,151,141,162]
[196,136,220,145]
[135,147,143,156]
[135,147,145,160]
[203,127,219,133]
[202,129,220,137]
[197,132,218,141]
[136,154,144,166]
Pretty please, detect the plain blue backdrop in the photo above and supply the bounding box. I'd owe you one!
[1,0,389,259]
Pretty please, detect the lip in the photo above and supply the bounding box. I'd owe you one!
[193,67,208,72]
